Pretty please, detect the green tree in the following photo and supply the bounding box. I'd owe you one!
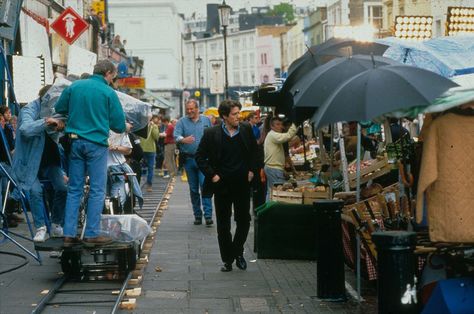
[269,3,295,24]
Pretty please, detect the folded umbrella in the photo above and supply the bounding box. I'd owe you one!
[312,64,459,128]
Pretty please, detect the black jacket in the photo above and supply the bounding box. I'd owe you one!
[196,122,258,197]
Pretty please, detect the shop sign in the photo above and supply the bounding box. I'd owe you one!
[118,77,146,89]
[50,7,89,45]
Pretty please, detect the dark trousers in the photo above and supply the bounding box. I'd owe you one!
[214,180,251,264]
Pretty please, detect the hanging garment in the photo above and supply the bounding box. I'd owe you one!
[416,112,474,242]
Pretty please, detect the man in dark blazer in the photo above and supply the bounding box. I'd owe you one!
[196,100,258,272]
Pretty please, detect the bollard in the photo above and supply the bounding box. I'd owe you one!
[372,231,417,314]
[315,199,346,301]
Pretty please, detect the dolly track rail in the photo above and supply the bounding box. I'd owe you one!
[31,178,172,314]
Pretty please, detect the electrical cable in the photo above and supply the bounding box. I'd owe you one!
[0,250,29,275]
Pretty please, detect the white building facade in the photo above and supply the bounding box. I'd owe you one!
[108,0,183,109]
[183,29,259,107]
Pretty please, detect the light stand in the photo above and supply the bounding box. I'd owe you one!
[218,0,231,99]
[196,55,203,106]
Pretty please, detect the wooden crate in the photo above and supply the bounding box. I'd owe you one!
[348,157,391,188]
[270,189,303,204]
[303,189,330,204]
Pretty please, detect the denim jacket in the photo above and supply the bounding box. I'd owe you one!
[12,99,63,191]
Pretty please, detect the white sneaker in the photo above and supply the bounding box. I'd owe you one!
[163,174,170,179]
[33,226,48,242]
[51,224,63,238]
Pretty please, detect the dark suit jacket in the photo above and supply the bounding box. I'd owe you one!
[196,122,258,197]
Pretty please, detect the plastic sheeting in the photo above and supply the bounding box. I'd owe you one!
[43,77,151,132]
[100,214,152,242]
[378,36,474,78]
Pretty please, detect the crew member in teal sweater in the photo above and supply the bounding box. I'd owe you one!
[55,60,129,246]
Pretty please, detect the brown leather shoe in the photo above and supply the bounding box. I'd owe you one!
[63,237,81,247]
[83,236,114,247]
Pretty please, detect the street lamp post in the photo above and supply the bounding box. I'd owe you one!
[195,55,203,105]
[218,0,231,99]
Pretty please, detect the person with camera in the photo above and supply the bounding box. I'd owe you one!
[174,99,213,226]
[196,100,258,272]
[263,117,298,200]
[55,60,128,246]
[12,85,68,242]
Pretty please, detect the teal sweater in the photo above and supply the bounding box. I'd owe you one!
[55,75,126,146]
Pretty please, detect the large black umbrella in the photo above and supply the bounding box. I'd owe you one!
[289,55,399,122]
[283,38,390,92]
[312,65,459,128]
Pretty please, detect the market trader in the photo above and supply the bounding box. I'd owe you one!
[55,60,129,246]
[196,100,258,272]
[264,117,297,200]
[174,99,213,226]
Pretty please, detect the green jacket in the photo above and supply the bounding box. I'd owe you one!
[54,74,126,146]
[139,123,159,152]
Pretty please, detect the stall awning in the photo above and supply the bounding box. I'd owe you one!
[140,89,175,109]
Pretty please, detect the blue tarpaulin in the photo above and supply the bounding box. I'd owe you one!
[377,36,474,78]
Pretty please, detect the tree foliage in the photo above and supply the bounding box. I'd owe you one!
[269,3,295,24]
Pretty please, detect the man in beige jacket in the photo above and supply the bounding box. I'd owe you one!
[263,117,297,200]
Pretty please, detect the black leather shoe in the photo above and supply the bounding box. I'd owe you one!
[220,263,233,272]
[193,218,202,225]
[235,256,247,270]
[205,219,213,226]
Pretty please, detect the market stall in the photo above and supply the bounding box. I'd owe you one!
[252,35,474,310]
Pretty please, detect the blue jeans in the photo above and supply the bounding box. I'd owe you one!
[108,169,126,207]
[143,152,156,186]
[63,139,108,238]
[30,165,67,228]
[183,157,212,219]
[264,166,286,201]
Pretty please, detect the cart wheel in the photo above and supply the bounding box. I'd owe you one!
[118,243,139,273]
[61,251,83,280]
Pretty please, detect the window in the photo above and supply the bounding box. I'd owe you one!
[249,36,254,48]
[233,39,239,49]
[365,3,383,29]
[242,37,247,49]
[243,71,248,85]
[233,55,240,68]
[242,54,248,69]
[210,43,217,52]
[233,71,240,85]
[249,53,255,67]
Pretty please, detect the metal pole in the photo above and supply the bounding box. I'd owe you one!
[356,123,362,302]
[223,25,229,99]
[198,66,201,105]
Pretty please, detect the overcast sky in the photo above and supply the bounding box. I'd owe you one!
[172,0,329,17]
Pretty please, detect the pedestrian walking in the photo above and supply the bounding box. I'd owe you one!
[174,99,213,225]
[162,117,177,177]
[140,115,160,192]
[55,60,129,246]
[196,100,258,272]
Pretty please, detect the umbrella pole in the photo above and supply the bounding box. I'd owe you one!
[318,130,328,165]
[301,123,308,170]
[356,123,362,302]
[329,124,334,198]
[337,122,350,192]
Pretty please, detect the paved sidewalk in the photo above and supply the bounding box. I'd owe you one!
[130,179,373,313]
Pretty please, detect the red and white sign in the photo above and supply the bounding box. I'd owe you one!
[50,7,89,45]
